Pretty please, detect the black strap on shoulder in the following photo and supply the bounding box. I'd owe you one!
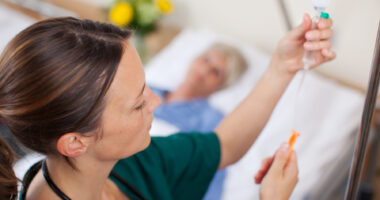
[20,160,43,200]
[20,159,145,200]
[41,160,71,200]
[110,171,147,200]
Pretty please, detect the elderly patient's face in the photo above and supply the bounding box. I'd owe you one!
[185,48,228,96]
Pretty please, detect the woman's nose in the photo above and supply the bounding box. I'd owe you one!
[148,90,161,113]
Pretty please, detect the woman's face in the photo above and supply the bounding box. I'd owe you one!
[92,41,161,161]
[184,48,228,96]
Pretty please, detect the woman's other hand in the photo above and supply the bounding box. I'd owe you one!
[257,143,299,200]
[273,13,336,75]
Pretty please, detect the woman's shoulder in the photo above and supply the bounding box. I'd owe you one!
[115,132,220,166]
[125,132,220,166]
[111,133,221,200]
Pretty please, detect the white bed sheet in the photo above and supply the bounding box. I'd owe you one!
[146,28,365,200]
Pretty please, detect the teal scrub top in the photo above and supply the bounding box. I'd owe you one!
[19,132,221,200]
[110,132,221,200]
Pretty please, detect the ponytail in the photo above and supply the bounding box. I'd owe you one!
[0,135,18,200]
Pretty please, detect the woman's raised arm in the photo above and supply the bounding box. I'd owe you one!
[215,14,335,169]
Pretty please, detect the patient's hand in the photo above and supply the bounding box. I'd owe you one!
[273,13,336,74]
[257,143,299,200]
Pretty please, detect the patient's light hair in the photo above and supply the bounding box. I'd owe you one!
[208,43,248,88]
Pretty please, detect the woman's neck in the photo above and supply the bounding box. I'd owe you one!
[44,156,118,200]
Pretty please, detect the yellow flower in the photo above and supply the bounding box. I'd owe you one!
[156,0,173,14]
[109,2,134,27]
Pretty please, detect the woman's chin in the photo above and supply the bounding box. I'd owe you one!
[142,134,152,149]
[121,135,151,159]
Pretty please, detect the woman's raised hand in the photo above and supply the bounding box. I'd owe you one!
[272,13,336,75]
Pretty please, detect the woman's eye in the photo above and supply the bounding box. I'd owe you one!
[135,101,146,110]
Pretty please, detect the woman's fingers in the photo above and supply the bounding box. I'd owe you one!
[262,156,274,170]
[303,17,335,69]
[284,151,299,182]
[321,48,336,60]
[254,172,264,184]
[267,143,289,176]
[310,48,336,68]
[318,18,333,29]
[288,14,312,40]
[305,29,333,40]
[259,147,299,200]
[304,40,332,51]
[254,156,274,184]
[282,151,299,193]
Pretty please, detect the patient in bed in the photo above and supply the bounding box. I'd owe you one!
[151,43,247,132]
[150,43,248,200]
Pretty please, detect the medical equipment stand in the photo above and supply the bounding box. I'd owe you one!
[345,21,380,200]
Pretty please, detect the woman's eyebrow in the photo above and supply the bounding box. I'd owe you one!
[135,82,146,99]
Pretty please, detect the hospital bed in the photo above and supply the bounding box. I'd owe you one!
[145,29,365,200]
[0,3,367,200]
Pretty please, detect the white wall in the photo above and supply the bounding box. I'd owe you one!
[87,0,379,90]
[162,0,287,53]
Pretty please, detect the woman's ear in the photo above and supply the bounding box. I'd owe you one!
[56,133,91,158]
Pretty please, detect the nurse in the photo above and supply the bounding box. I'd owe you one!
[0,13,334,200]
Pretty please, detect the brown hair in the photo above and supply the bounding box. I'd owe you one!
[0,17,131,156]
[0,136,17,200]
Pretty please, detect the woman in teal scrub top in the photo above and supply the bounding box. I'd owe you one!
[0,13,334,200]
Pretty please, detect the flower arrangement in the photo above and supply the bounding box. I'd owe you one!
[109,0,173,36]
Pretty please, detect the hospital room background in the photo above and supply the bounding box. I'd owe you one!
[0,0,379,199]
